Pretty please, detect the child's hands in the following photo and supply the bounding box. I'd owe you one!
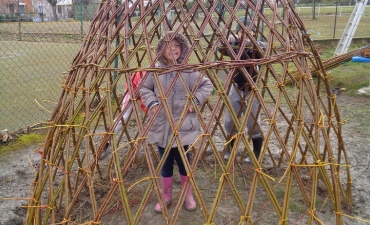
[150,105,159,114]
[188,105,194,113]
[228,34,237,44]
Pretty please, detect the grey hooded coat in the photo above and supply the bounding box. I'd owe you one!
[140,32,213,148]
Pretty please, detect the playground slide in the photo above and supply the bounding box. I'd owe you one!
[351,56,370,62]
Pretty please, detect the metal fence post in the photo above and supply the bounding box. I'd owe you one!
[113,0,122,96]
[80,0,83,34]
[334,0,339,38]
[18,0,22,40]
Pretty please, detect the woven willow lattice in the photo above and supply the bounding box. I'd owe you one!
[26,1,352,224]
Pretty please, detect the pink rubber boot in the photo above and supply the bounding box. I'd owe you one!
[154,176,173,213]
[180,175,196,211]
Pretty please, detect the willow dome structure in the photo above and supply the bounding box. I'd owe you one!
[26,0,352,224]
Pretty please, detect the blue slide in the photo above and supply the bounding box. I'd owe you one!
[351,56,370,63]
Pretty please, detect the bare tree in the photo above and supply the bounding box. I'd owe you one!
[82,0,92,20]
[47,0,58,21]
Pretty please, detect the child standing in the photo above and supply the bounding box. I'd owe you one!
[140,31,213,213]
[114,71,147,135]
[101,71,146,159]
[219,17,266,162]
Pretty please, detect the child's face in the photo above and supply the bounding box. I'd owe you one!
[163,39,182,64]
[237,29,255,44]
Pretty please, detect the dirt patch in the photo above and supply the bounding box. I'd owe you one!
[0,145,40,225]
[1,93,370,224]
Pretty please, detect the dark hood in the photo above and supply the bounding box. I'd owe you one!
[155,31,190,65]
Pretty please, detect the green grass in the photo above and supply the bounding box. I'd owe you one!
[0,131,46,155]
[228,6,370,39]
[289,201,307,213]
[329,62,370,90]
[341,101,370,133]
[302,14,370,39]
[319,45,370,94]
[0,21,92,34]
[0,41,81,131]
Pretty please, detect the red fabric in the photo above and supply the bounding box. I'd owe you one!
[124,71,147,112]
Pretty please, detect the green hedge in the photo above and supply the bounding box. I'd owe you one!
[0,14,33,23]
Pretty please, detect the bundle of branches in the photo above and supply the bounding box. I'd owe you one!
[357,45,370,58]
[285,49,357,85]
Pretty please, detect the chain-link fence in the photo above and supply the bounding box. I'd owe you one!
[1,1,369,132]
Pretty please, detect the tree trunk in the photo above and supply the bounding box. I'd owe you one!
[47,0,58,21]
[52,6,58,21]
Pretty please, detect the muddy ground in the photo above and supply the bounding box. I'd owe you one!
[1,92,370,225]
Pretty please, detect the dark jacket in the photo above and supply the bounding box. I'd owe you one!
[220,41,265,90]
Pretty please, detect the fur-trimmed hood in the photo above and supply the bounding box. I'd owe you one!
[235,16,256,33]
[156,31,190,65]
